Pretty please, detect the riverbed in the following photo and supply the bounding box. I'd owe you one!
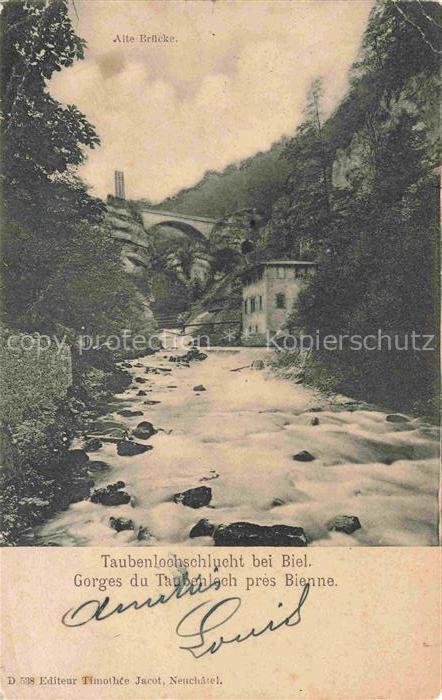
[35,347,440,547]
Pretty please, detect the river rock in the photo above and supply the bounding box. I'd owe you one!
[88,460,110,472]
[109,517,134,532]
[67,478,94,504]
[132,421,157,440]
[117,440,152,456]
[385,414,409,423]
[63,449,89,469]
[117,409,144,417]
[193,385,206,392]
[173,486,212,508]
[135,377,147,384]
[292,450,315,462]
[137,389,147,396]
[327,515,361,534]
[213,522,308,547]
[144,399,161,405]
[84,438,102,452]
[137,526,152,541]
[179,348,208,363]
[310,417,320,426]
[189,519,216,538]
[90,482,131,506]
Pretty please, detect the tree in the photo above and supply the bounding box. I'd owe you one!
[265,78,332,258]
[0,1,141,338]
[1,0,99,194]
[293,0,440,414]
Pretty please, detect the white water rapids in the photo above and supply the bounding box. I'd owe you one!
[35,346,439,547]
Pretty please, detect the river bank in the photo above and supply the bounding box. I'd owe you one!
[32,346,439,547]
[0,340,135,546]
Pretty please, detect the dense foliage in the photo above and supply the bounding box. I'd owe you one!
[156,140,292,221]
[0,1,153,543]
[270,0,440,415]
[0,0,151,341]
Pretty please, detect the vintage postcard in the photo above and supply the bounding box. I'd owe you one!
[0,0,440,698]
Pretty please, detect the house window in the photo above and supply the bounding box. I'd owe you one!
[255,325,258,334]
[251,297,256,313]
[276,293,286,309]
[277,267,285,279]
[244,299,248,314]
[259,295,263,310]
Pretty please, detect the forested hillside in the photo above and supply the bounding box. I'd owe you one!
[174,0,440,416]
[154,139,292,221]
[266,0,441,415]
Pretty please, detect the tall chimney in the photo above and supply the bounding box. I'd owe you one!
[114,170,125,199]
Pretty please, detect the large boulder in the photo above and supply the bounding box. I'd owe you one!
[88,460,110,473]
[327,515,361,534]
[137,526,152,541]
[292,450,315,462]
[213,522,308,547]
[63,449,89,469]
[173,486,212,508]
[182,347,208,362]
[132,421,157,440]
[117,440,153,456]
[109,517,134,532]
[90,481,131,506]
[135,377,147,384]
[385,414,409,424]
[193,385,206,392]
[189,519,216,538]
[117,409,143,417]
[84,438,102,452]
[66,478,94,505]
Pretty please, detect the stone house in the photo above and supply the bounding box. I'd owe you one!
[241,260,316,345]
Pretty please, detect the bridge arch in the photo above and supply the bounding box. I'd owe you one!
[145,220,209,245]
[140,207,217,241]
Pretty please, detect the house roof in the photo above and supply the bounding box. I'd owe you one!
[241,259,317,283]
[262,260,317,266]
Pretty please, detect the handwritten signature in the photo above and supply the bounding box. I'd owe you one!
[62,575,310,657]
[176,585,310,658]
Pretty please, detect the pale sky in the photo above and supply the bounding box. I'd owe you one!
[50,0,373,203]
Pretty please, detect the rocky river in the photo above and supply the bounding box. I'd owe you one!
[34,345,440,547]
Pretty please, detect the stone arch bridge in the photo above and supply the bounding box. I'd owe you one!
[106,200,218,276]
[139,207,217,243]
